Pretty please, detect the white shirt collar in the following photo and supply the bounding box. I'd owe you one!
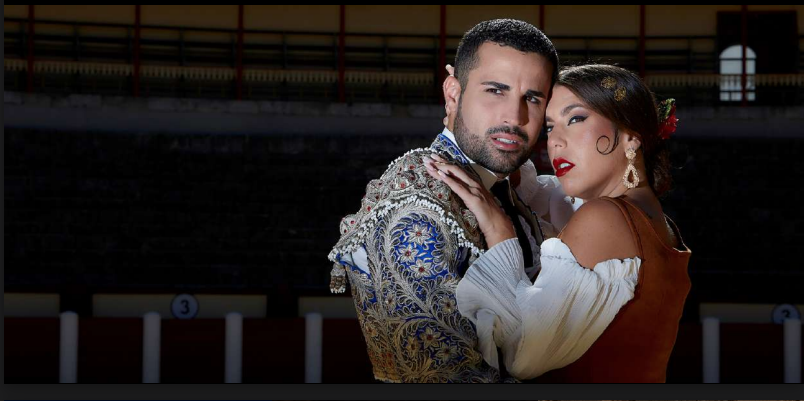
[440,127,507,191]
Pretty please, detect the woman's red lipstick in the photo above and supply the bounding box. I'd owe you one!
[552,157,576,177]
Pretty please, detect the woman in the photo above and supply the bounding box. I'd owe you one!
[424,64,690,382]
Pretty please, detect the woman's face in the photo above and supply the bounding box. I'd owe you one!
[545,85,633,200]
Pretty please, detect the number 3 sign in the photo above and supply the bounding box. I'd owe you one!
[171,294,199,319]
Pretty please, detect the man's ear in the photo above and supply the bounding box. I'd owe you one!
[443,75,461,126]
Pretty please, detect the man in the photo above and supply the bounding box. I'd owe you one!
[328,19,575,383]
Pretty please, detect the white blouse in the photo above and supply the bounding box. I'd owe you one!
[513,163,583,240]
[456,237,641,380]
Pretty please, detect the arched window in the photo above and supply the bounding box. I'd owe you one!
[720,45,756,102]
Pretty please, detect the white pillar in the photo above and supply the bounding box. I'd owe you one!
[225,312,243,383]
[305,313,323,383]
[59,311,79,383]
[702,317,720,383]
[784,318,801,383]
[142,312,161,383]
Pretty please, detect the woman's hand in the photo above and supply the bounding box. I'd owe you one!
[423,154,516,248]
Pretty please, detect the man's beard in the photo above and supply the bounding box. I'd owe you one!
[453,102,533,176]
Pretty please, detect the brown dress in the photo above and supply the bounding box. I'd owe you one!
[534,196,692,383]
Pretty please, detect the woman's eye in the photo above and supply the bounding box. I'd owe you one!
[568,115,587,125]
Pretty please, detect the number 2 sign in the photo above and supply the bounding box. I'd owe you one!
[771,303,801,324]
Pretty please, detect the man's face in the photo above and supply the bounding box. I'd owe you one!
[452,42,552,176]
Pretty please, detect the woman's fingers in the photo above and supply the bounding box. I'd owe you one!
[423,156,460,184]
[422,157,444,181]
[423,155,517,245]
[437,170,472,199]
[424,159,475,202]
[423,155,520,246]
[423,157,491,214]
[429,154,481,189]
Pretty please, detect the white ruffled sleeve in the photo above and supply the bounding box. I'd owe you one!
[513,162,582,239]
[456,237,640,380]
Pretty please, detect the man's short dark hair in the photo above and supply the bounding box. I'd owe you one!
[454,19,559,90]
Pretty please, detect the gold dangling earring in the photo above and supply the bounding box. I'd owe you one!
[622,147,640,189]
